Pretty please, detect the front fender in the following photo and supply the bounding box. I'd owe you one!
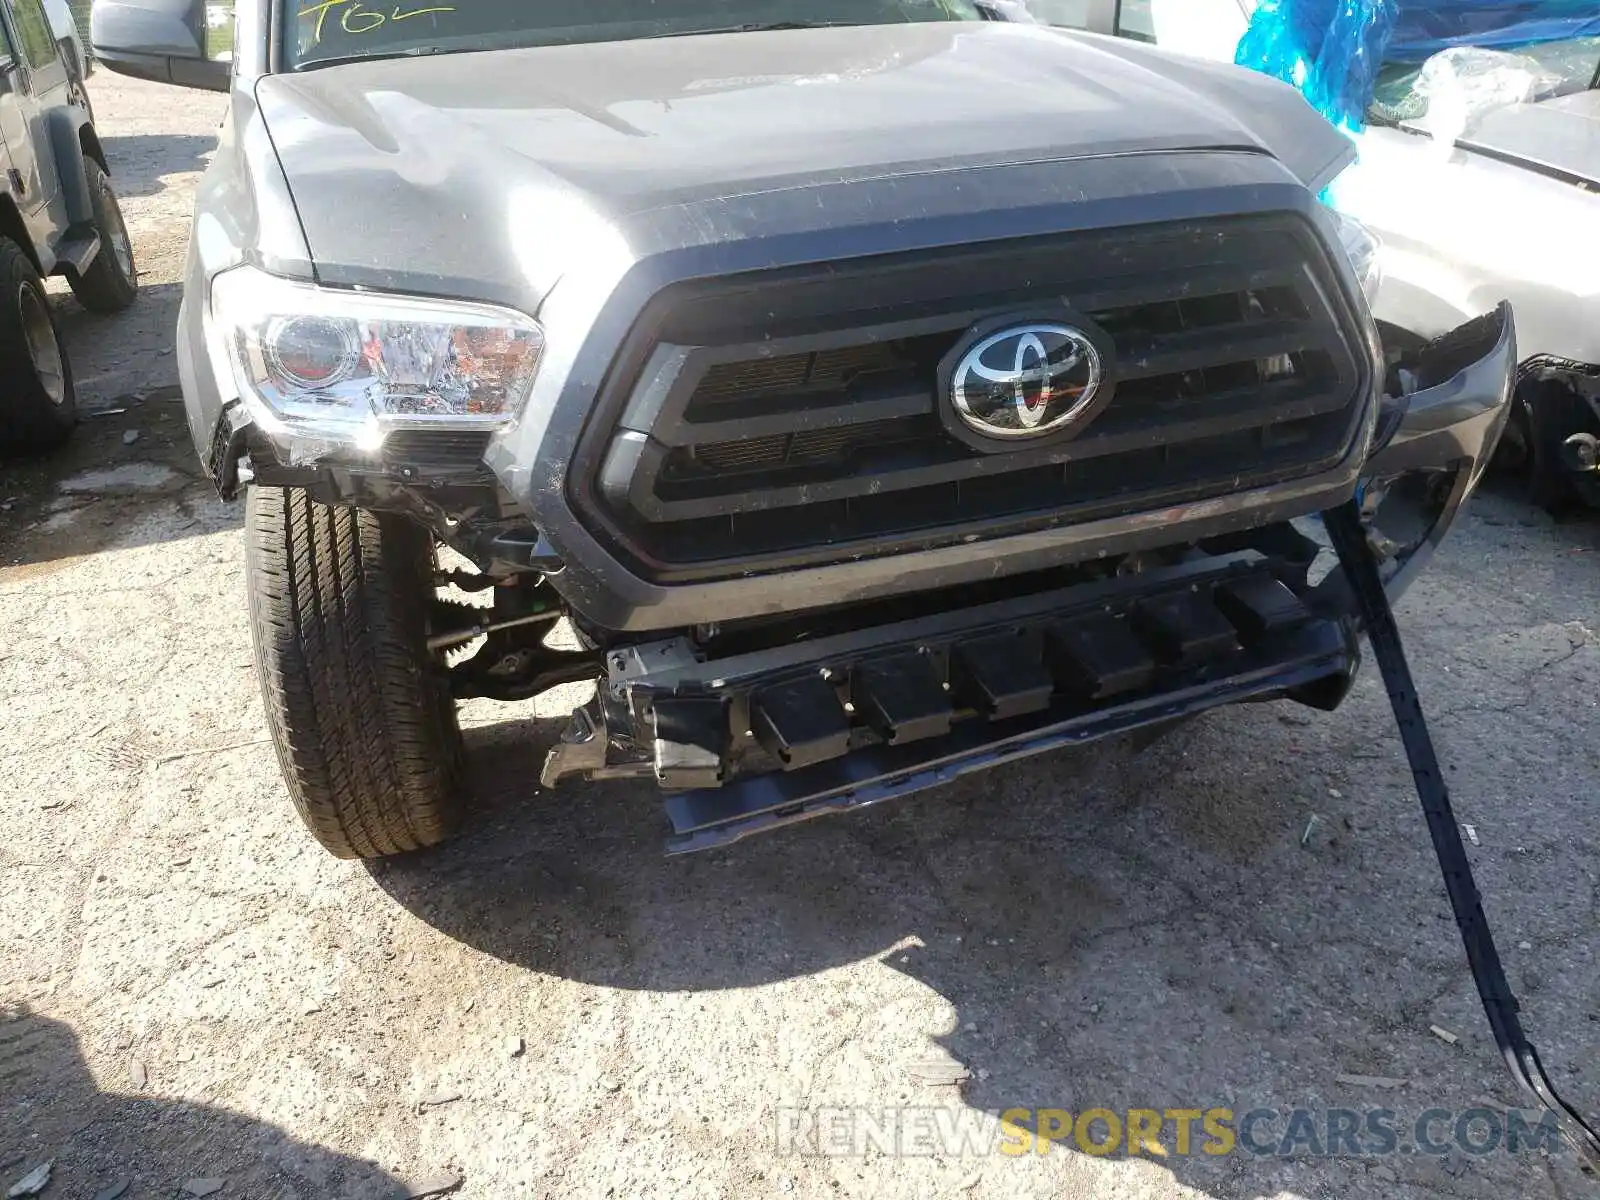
[179,85,316,493]
[45,105,93,227]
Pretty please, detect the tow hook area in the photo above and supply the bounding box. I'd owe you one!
[1325,500,1600,1169]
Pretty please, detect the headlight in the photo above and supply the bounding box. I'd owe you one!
[210,265,544,453]
[1321,205,1383,307]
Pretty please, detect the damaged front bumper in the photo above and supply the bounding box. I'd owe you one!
[553,554,1365,853]
[544,304,1515,852]
[1353,303,1518,600]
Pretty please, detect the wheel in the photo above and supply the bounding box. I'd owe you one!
[246,486,466,859]
[67,156,137,315]
[1518,380,1592,514]
[0,237,75,454]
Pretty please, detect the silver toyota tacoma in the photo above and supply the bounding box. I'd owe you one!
[92,0,1518,860]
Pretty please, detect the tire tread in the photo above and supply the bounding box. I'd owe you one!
[246,487,463,859]
[68,157,138,315]
[0,237,75,454]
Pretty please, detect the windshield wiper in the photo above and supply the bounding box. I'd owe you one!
[297,44,455,71]
[645,21,846,38]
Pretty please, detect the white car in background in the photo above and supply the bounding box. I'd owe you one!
[1023,0,1600,508]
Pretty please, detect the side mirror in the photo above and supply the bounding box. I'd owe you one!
[90,0,232,92]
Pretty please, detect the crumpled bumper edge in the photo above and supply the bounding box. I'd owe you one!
[1348,301,1517,604]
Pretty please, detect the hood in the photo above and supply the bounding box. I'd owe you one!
[1458,89,1600,188]
[253,22,1351,301]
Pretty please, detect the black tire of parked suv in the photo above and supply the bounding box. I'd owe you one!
[0,237,76,454]
[69,157,138,314]
[246,486,466,859]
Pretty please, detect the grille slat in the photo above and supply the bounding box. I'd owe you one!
[654,382,935,446]
[1115,319,1332,381]
[380,430,492,473]
[640,372,1345,521]
[690,342,908,412]
[584,216,1369,580]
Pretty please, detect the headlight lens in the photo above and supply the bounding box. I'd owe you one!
[210,266,544,449]
[1323,205,1383,306]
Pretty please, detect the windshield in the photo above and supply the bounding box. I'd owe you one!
[1370,36,1600,125]
[286,0,988,70]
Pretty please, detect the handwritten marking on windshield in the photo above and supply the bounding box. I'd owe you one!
[297,0,456,46]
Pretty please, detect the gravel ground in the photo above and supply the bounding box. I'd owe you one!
[2,73,1597,1200]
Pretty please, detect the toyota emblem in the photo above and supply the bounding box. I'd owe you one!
[946,321,1107,442]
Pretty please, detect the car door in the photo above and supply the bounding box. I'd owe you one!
[0,0,66,237]
[0,14,41,227]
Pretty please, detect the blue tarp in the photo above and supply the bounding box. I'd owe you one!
[1235,0,1600,131]
[1235,0,1398,131]
[1388,3,1600,60]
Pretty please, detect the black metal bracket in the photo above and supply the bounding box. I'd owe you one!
[1325,500,1600,1169]
[208,401,255,501]
[449,642,597,702]
[440,593,597,702]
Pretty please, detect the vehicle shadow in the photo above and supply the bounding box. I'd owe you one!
[1476,468,1600,528]
[54,281,185,413]
[1,1005,408,1199]
[99,133,218,199]
[374,701,1577,1195]
[0,299,235,572]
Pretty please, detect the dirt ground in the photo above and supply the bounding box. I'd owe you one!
[2,74,1598,1200]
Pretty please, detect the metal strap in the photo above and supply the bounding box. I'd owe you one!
[1324,500,1600,1167]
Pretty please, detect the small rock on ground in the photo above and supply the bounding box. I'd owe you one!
[403,1173,463,1198]
[5,1161,52,1198]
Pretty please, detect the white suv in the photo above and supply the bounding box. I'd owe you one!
[1024,0,1600,506]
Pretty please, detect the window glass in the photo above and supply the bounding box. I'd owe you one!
[1370,37,1600,125]
[10,0,58,69]
[286,0,986,70]
[1116,0,1154,42]
[206,1,237,62]
[1024,0,1094,26]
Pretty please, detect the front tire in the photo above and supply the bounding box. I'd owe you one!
[68,157,138,315]
[247,487,465,859]
[0,237,75,454]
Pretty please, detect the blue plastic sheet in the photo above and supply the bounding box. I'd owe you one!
[1234,0,1398,132]
[1387,2,1600,61]
[1234,1,1600,132]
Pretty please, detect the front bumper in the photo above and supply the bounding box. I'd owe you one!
[1355,302,1517,601]
[545,305,1516,852]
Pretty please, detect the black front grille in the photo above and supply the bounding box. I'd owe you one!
[581,216,1370,582]
[689,342,913,416]
[380,429,492,474]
